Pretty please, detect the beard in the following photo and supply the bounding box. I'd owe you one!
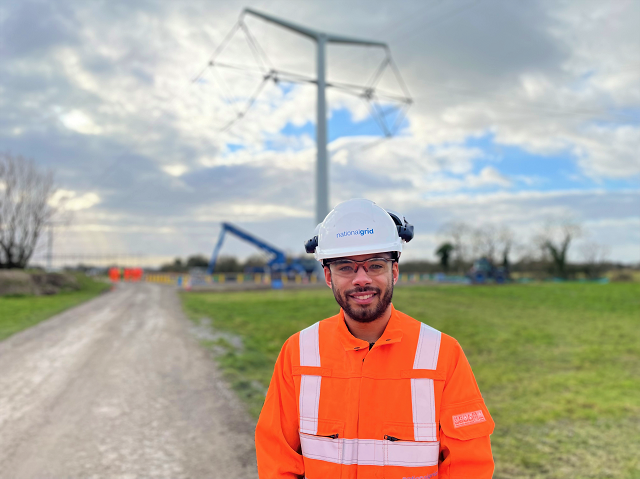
[332,275,394,323]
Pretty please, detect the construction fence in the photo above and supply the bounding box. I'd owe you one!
[142,272,445,288]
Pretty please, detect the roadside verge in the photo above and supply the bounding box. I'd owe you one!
[0,274,111,342]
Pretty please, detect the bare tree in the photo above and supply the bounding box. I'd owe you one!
[579,241,610,279]
[470,225,500,263]
[497,226,515,270]
[534,218,582,279]
[0,153,56,269]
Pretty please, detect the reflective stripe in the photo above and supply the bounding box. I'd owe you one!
[411,378,437,441]
[412,323,441,441]
[299,375,321,434]
[299,322,321,435]
[300,433,439,467]
[413,323,441,370]
[299,322,321,367]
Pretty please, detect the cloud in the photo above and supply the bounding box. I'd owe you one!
[162,164,189,177]
[465,166,512,188]
[1,0,638,266]
[60,110,102,135]
[49,189,101,211]
[571,125,640,178]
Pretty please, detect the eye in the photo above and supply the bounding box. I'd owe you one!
[336,264,355,273]
[367,260,387,270]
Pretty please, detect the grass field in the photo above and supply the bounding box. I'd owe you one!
[182,282,640,479]
[0,274,111,342]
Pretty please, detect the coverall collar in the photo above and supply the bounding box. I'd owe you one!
[337,304,404,351]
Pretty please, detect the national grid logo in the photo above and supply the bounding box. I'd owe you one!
[336,228,374,238]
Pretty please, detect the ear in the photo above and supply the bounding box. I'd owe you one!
[392,261,399,285]
[323,265,332,288]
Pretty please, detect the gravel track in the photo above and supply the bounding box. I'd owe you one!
[0,283,258,479]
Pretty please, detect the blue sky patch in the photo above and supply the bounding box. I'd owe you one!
[464,133,637,192]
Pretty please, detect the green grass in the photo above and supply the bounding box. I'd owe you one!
[0,274,111,342]
[181,283,640,479]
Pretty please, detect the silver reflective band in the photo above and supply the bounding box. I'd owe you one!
[413,323,441,370]
[411,378,437,441]
[300,322,321,368]
[412,323,441,441]
[299,322,321,435]
[300,433,439,467]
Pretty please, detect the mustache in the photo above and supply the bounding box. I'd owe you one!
[345,286,381,296]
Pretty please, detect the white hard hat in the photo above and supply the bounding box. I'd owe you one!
[304,198,414,262]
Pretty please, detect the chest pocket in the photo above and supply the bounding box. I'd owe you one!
[382,422,439,479]
[299,419,344,479]
[401,368,446,442]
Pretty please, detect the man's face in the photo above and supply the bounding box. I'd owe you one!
[324,252,399,323]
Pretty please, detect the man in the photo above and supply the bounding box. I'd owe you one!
[256,198,495,478]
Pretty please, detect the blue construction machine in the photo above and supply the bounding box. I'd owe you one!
[207,222,315,288]
[466,257,509,284]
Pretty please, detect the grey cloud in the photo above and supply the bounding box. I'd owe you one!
[0,1,77,57]
[1,0,638,265]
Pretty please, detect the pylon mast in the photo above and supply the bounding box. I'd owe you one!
[243,8,388,225]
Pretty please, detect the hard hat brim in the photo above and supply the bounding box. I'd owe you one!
[315,239,403,261]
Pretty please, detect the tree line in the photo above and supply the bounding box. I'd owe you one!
[158,254,269,273]
[0,152,629,280]
[428,220,613,279]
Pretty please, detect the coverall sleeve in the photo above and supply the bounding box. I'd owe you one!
[438,340,495,479]
[255,337,304,479]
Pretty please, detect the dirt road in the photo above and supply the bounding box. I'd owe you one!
[0,283,258,479]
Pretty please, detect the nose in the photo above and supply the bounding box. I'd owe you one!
[351,265,372,287]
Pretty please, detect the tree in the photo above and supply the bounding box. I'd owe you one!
[435,242,454,272]
[186,254,209,268]
[579,241,610,279]
[440,222,472,272]
[470,225,498,263]
[160,257,187,272]
[535,219,582,279]
[214,255,242,273]
[244,254,267,269]
[497,226,514,271]
[0,153,56,269]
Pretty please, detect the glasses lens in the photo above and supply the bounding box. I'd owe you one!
[364,259,389,275]
[330,259,390,277]
[331,261,357,276]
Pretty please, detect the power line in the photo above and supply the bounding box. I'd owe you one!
[197,14,413,143]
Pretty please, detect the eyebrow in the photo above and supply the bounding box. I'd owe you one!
[334,256,391,262]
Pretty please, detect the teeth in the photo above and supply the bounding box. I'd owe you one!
[353,294,373,300]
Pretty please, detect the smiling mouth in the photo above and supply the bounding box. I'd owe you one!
[349,292,377,304]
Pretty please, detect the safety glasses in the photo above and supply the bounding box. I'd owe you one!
[327,257,394,278]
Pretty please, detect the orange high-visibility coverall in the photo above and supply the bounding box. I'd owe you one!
[256,305,495,479]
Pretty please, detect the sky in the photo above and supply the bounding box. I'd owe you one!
[1,0,639,267]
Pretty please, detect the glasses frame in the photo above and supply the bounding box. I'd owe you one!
[326,257,396,277]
